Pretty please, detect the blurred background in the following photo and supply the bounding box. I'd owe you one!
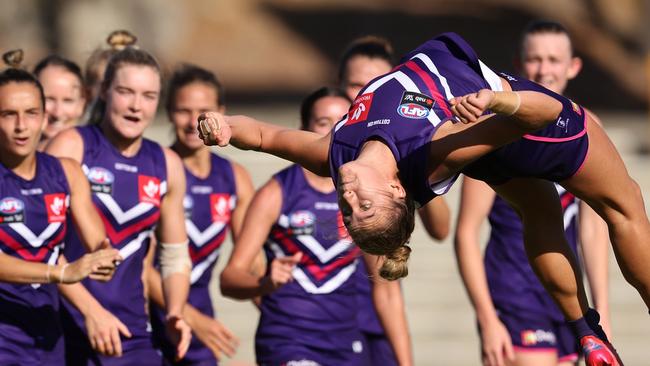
[3,0,650,364]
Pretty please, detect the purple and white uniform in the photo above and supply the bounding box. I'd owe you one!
[329,33,502,206]
[60,125,166,366]
[330,32,588,205]
[354,263,398,365]
[256,164,367,366]
[0,153,69,365]
[484,188,581,361]
[151,153,237,365]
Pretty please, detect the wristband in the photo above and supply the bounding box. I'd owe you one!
[489,91,521,116]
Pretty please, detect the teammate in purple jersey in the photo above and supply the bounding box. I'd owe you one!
[197,32,649,364]
[33,55,86,150]
[45,46,192,365]
[455,21,611,366]
[338,36,449,366]
[145,64,254,365]
[220,87,412,366]
[0,50,120,365]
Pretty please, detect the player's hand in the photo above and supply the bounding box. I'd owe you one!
[62,242,121,283]
[84,304,132,357]
[185,306,239,360]
[165,314,192,361]
[198,112,231,147]
[449,89,495,123]
[260,252,302,293]
[479,317,515,366]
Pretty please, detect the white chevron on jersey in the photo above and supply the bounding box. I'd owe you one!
[190,249,221,284]
[478,60,503,92]
[564,202,579,230]
[277,214,353,263]
[96,193,155,225]
[410,53,455,100]
[186,220,227,247]
[31,246,62,289]
[268,242,357,294]
[119,229,152,260]
[9,223,63,248]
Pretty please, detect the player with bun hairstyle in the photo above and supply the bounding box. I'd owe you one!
[455,20,611,366]
[33,54,86,149]
[220,87,412,366]
[45,42,192,365]
[339,36,448,366]
[198,32,645,364]
[145,63,255,365]
[84,30,137,104]
[0,49,121,365]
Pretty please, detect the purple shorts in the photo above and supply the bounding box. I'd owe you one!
[488,308,579,362]
[463,73,589,186]
[256,329,369,366]
[362,332,398,366]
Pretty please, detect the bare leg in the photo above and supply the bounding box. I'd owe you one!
[562,118,650,309]
[492,178,589,321]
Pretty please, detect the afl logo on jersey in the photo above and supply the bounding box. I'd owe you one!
[289,210,316,235]
[397,91,434,119]
[138,175,161,206]
[88,167,114,194]
[183,195,194,218]
[210,194,231,222]
[0,197,26,224]
[44,193,67,223]
[346,93,374,125]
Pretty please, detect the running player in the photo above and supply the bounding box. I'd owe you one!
[33,55,86,149]
[198,32,644,365]
[338,35,448,365]
[0,50,120,365]
[455,20,611,366]
[220,87,412,366]
[45,46,192,365]
[146,63,254,365]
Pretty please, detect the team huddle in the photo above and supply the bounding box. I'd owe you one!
[0,19,646,366]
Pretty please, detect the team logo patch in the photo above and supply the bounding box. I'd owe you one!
[44,193,67,223]
[210,194,231,222]
[183,195,194,218]
[570,100,582,116]
[289,210,316,235]
[346,93,374,125]
[521,329,557,346]
[87,167,114,194]
[0,197,25,224]
[138,175,161,206]
[397,91,434,119]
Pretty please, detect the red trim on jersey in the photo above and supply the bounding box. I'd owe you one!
[271,228,360,281]
[404,60,452,117]
[97,209,161,245]
[0,226,65,262]
[189,229,227,263]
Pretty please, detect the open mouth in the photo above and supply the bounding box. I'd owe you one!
[13,137,29,146]
[123,115,141,123]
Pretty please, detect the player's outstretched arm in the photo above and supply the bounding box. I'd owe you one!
[198,112,331,177]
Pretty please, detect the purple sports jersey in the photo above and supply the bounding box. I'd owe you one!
[151,153,237,365]
[0,153,69,365]
[60,125,166,365]
[354,262,398,365]
[485,187,579,321]
[256,164,367,366]
[483,187,581,358]
[329,32,503,207]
